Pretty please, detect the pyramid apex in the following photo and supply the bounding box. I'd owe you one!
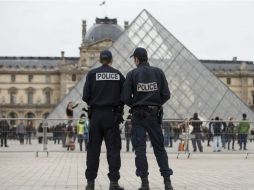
[141,9,148,13]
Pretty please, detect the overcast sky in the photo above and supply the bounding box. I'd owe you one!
[0,0,254,61]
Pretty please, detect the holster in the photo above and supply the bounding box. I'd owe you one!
[157,106,163,124]
[87,107,92,119]
[113,105,124,125]
[131,106,162,122]
[82,107,92,119]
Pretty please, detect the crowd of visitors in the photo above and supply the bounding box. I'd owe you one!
[0,117,37,146]
[1,110,254,153]
[121,112,254,153]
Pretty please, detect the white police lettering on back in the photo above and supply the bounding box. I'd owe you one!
[137,82,158,92]
[96,73,120,81]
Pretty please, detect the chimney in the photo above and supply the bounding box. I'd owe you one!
[233,57,237,61]
[124,21,129,30]
[82,20,87,45]
[60,51,66,64]
[61,51,65,59]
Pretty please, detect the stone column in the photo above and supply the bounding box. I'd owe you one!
[240,62,248,104]
[124,21,129,30]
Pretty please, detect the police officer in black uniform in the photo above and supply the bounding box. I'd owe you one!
[82,50,125,190]
[121,47,173,190]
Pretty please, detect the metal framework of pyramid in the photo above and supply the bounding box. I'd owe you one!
[47,9,254,125]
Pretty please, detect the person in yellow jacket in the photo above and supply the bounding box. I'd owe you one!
[77,113,89,151]
[238,113,250,150]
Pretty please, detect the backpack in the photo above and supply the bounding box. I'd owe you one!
[213,123,222,136]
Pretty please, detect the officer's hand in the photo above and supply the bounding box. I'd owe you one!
[115,113,124,125]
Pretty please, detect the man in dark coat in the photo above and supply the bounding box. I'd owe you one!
[190,113,203,152]
[0,116,10,147]
[82,50,125,190]
[124,115,133,152]
[121,47,173,190]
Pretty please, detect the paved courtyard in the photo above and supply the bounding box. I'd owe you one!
[0,140,254,190]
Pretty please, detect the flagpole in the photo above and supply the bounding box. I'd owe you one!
[99,1,107,17]
[104,2,107,17]
[105,1,107,17]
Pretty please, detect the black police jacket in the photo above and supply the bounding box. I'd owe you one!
[0,120,10,133]
[190,117,203,133]
[82,64,125,107]
[121,62,170,107]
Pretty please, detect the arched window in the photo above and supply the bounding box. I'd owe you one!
[28,91,33,104]
[11,74,16,82]
[45,75,51,83]
[25,112,35,126]
[8,87,17,104]
[10,92,16,104]
[45,91,51,104]
[26,112,35,119]
[8,112,18,125]
[26,87,35,104]
[43,112,50,119]
[28,74,33,82]
[72,74,76,82]
[43,87,53,104]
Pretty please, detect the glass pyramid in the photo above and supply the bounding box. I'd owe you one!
[47,9,254,125]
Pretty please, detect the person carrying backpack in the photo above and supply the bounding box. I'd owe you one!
[211,117,223,152]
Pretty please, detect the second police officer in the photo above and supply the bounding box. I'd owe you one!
[121,47,174,190]
[82,50,125,190]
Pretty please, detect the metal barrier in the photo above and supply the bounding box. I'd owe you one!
[168,119,254,159]
[0,118,254,159]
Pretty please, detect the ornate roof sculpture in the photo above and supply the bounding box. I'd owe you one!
[84,17,123,44]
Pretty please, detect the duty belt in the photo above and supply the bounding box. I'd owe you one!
[91,106,115,111]
[91,105,122,112]
[132,105,160,112]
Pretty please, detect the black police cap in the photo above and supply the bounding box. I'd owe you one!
[100,50,112,60]
[130,47,148,59]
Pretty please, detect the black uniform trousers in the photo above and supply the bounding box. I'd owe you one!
[131,109,173,177]
[1,133,8,146]
[85,108,122,181]
[239,134,248,149]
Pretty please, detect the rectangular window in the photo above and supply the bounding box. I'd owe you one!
[27,92,33,104]
[28,75,33,82]
[10,92,16,104]
[45,91,51,104]
[226,78,231,85]
[11,75,16,82]
[72,74,76,82]
[45,75,51,83]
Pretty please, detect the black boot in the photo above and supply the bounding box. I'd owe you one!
[109,181,124,190]
[138,177,149,190]
[164,177,173,190]
[86,180,95,190]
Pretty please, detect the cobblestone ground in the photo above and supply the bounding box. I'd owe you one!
[0,139,254,190]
